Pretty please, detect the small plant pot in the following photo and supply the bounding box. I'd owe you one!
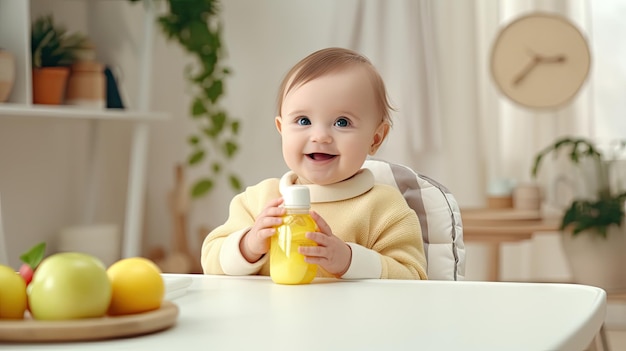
[65,61,105,108]
[32,66,70,105]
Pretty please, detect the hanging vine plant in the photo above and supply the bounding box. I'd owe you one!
[130,0,242,198]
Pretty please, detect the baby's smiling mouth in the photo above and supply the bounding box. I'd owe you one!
[307,153,337,161]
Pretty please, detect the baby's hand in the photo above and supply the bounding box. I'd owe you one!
[299,210,352,277]
[240,197,285,263]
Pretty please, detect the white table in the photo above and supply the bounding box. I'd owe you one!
[7,274,606,350]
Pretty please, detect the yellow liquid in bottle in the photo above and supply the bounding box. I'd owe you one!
[270,212,318,285]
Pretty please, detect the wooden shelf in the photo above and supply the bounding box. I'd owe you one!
[0,104,168,121]
[462,207,542,221]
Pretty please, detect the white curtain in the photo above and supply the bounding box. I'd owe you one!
[330,0,442,169]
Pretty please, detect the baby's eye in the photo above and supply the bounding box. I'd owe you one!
[297,117,311,126]
[334,118,350,127]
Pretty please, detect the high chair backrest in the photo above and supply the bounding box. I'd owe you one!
[363,159,466,280]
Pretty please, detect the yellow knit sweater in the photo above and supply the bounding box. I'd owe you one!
[201,169,427,280]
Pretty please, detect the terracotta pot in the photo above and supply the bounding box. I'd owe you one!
[561,225,626,292]
[0,50,16,102]
[32,67,70,105]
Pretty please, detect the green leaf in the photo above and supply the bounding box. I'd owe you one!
[187,21,212,53]
[31,15,87,68]
[188,150,205,165]
[192,179,214,198]
[191,98,207,117]
[191,70,211,84]
[210,112,226,133]
[188,135,200,145]
[203,127,218,139]
[229,174,242,191]
[223,141,238,158]
[231,120,240,134]
[205,79,223,103]
[212,162,222,173]
[20,242,46,270]
[201,55,218,79]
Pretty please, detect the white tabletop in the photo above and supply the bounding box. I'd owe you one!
[7,274,606,350]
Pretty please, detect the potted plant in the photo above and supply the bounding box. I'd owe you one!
[532,136,626,291]
[31,15,87,105]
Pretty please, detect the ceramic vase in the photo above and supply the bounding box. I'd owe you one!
[561,225,626,292]
[0,49,16,102]
[65,61,105,108]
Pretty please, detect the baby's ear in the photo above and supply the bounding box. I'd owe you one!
[369,122,390,155]
[275,116,283,134]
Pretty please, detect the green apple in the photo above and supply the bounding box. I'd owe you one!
[28,252,112,320]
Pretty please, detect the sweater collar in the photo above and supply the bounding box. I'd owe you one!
[279,169,375,203]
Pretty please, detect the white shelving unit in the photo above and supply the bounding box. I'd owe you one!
[0,104,168,120]
[0,0,167,259]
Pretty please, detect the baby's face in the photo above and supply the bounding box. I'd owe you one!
[276,66,387,185]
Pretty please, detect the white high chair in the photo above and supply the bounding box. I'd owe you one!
[364,159,465,280]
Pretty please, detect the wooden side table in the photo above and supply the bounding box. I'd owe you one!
[461,208,561,281]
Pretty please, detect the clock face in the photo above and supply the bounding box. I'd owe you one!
[490,13,591,109]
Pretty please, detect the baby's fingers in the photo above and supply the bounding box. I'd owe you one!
[256,216,283,231]
[261,197,285,216]
[310,210,332,235]
[253,227,277,241]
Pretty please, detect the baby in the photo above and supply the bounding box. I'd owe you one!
[201,47,427,280]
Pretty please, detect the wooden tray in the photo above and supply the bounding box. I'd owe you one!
[0,300,178,342]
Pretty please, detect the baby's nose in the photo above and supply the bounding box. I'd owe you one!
[310,126,332,143]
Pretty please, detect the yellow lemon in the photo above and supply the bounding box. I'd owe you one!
[0,264,27,319]
[106,257,164,316]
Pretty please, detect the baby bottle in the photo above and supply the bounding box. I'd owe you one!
[270,185,318,285]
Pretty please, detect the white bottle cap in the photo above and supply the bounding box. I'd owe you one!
[282,186,311,209]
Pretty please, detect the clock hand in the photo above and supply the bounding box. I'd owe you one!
[512,56,540,86]
[512,54,566,86]
[536,54,566,64]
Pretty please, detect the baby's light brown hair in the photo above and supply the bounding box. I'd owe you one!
[277,47,394,127]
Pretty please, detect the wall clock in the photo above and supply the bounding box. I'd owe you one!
[490,12,591,110]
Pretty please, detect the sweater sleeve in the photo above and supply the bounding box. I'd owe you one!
[374,204,428,280]
[218,228,268,275]
[201,189,269,275]
[341,243,382,279]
